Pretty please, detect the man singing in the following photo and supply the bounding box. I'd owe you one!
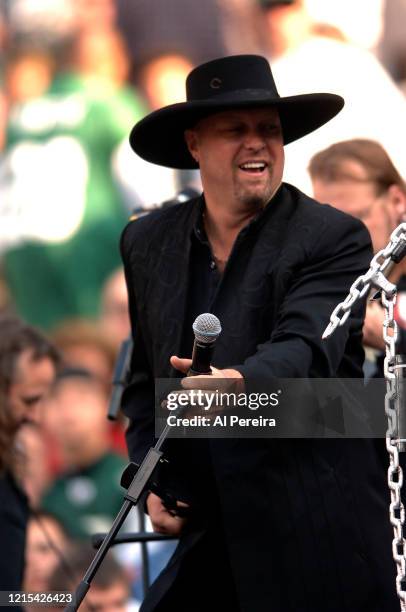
[121,55,398,611]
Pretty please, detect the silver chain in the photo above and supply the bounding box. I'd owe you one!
[323,223,406,339]
[383,291,406,610]
[323,223,406,609]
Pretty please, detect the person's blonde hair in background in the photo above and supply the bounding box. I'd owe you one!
[50,319,117,391]
[309,138,406,253]
[308,138,406,352]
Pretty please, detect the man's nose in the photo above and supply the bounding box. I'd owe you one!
[243,129,266,151]
[25,402,42,425]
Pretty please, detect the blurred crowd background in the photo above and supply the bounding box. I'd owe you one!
[1,0,406,609]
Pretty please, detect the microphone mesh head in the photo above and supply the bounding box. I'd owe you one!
[193,313,222,343]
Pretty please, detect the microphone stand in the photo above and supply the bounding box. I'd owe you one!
[107,335,133,421]
[67,311,219,610]
[64,409,184,612]
[91,529,175,598]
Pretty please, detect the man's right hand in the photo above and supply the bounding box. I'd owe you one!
[146,492,189,536]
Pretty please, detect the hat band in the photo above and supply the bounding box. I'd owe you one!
[188,87,281,103]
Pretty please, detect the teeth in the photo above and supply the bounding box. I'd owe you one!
[240,162,266,169]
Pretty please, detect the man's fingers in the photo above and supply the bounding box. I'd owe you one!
[170,355,192,373]
[182,375,218,390]
[147,492,188,536]
[151,513,186,536]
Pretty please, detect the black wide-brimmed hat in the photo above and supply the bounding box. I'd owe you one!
[130,54,344,169]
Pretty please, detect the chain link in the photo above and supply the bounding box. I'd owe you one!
[324,223,406,609]
[323,224,406,339]
[383,291,406,609]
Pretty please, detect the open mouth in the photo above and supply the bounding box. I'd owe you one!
[238,162,268,174]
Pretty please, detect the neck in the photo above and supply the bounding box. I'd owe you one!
[202,194,263,268]
[206,203,255,234]
[202,180,281,244]
[205,202,251,245]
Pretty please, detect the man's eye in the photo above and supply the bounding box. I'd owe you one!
[22,395,42,406]
[263,124,281,135]
[222,125,242,133]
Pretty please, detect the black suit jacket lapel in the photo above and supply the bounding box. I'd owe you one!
[151,197,202,375]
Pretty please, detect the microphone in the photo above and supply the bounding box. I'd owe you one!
[188,313,222,376]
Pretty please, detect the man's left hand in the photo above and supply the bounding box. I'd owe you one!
[170,355,244,392]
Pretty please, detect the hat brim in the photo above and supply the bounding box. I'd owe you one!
[129,91,344,169]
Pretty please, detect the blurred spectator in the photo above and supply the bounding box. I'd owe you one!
[0,2,8,155]
[259,0,406,195]
[309,139,406,253]
[113,51,201,212]
[116,0,267,76]
[16,422,54,507]
[378,0,406,92]
[41,368,127,539]
[48,543,137,611]
[71,29,130,87]
[116,0,227,77]
[0,84,6,151]
[0,4,8,51]
[99,268,130,352]
[4,44,55,105]
[5,0,77,50]
[113,140,202,214]
[39,365,174,599]
[0,26,146,330]
[136,52,194,112]
[259,0,314,59]
[72,0,116,35]
[51,318,127,456]
[23,511,70,593]
[216,0,268,56]
[308,138,406,374]
[4,0,116,45]
[51,319,117,389]
[0,315,59,591]
[304,0,384,52]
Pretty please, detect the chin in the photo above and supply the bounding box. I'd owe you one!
[237,184,274,209]
[239,192,270,209]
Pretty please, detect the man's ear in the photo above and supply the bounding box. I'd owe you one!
[388,184,406,222]
[184,129,199,163]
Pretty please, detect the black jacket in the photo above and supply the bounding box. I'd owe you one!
[0,471,29,602]
[121,184,398,611]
